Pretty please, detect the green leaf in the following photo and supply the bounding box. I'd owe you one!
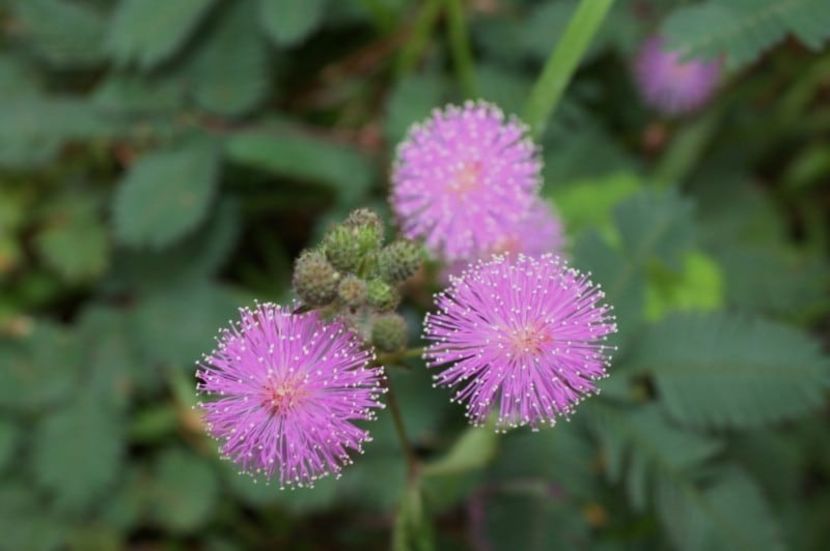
[79,305,151,408]
[0,322,80,412]
[12,0,106,67]
[713,243,828,321]
[113,138,221,249]
[35,203,109,284]
[93,72,186,114]
[587,403,721,511]
[548,171,641,236]
[107,0,218,69]
[422,423,498,478]
[0,419,19,474]
[33,396,124,512]
[225,124,374,204]
[656,467,785,551]
[645,251,724,321]
[0,483,68,551]
[572,230,645,345]
[629,313,830,428]
[131,281,242,368]
[108,198,241,292]
[392,483,435,551]
[149,449,218,533]
[260,0,327,46]
[614,188,695,271]
[663,0,830,71]
[189,0,271,117]
[0,97,120,168]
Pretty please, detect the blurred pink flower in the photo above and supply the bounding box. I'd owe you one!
[392,101,541,261]
[635,36,721,115]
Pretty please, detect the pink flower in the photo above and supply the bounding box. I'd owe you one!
[391,101,542,261]
[635,36,721,115]
[197,303,386,488]
[424,255,616,430]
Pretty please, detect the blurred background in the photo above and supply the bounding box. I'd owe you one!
[1,0,829,549]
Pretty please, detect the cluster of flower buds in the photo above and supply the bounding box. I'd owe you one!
[291,208,423,352]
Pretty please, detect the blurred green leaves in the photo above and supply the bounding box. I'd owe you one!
[108,0,218,69]
[226,125,374,204]
[113,138,221,248]
[33,396,124,513]
[663,0,830,70]
[261,0,327,47]
[150,449,218,533]
[628,313,830,428]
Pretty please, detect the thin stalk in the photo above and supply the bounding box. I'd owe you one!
[445,0,477,97]
[378,346,425,365]
[397,0,443,76]
[652,106,722,188]
[386,380,419,479]
[523,0,614,137]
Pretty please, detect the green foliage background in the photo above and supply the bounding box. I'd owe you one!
[1,0,829,549]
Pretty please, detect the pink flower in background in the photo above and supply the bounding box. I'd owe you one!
[442,199,566,281]
[635,36,721,115]
[197,303,386,488]
[424,255,616,430]
[391,101,542,261]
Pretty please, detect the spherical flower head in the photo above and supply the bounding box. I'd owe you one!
[196,303,386,488]
[635,36,721,115]
[424,254,616,430]
[391,101,542,261]
[442,199,566,282]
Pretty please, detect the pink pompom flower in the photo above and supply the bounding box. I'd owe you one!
[635,36,721,115]
[391,101,542,261]
[424,254,616,430]
[196,303,386,488]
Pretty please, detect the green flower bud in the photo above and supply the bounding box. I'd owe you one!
[366,278,399,312]
[292,249,339,306]
[344,208,384,245]
[337,275,368,307]
[323,225,362,273]
[371,313,408,352]
[378,240,423,283]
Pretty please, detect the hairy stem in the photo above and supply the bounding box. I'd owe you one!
[523,0,615,137]
[386,379,419,479]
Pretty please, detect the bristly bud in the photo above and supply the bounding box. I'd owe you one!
[378,240,423,283]
[323,225,363,273]
[293,249,340,306]
[344,208,384,245]
[366,278,400,312]
[337,275,368,307]
[371,313,408,352]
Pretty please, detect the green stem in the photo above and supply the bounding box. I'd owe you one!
[386,380,419,479]
[445,0,477,97]
[523,0,614,137]
[378,346,424,365]
[397,0,443,76]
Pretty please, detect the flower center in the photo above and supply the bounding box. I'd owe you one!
[263,377,307,415]
[448,161,483,195]
[505,324,552,357]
